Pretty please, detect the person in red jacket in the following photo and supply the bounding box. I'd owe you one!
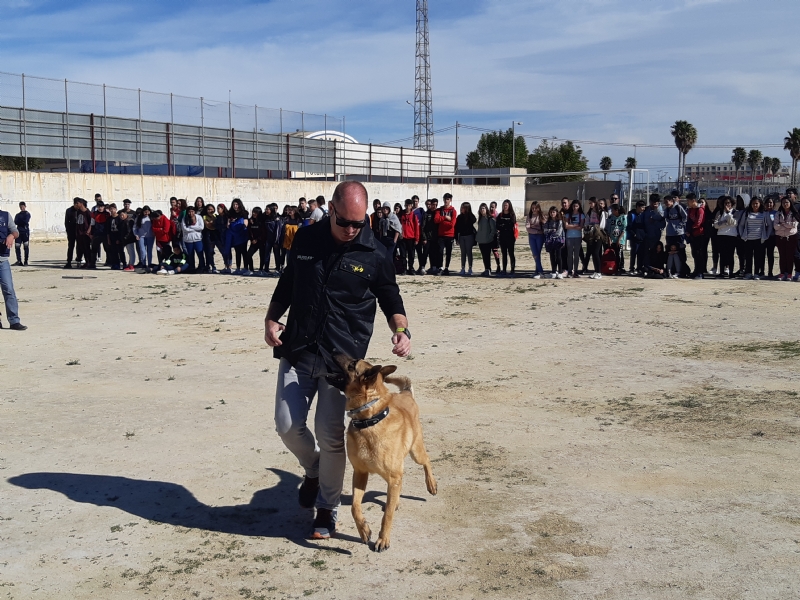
[434,192,457,275]
[400,199,421,275]
[151,209,174,265]
[685,193,707,279]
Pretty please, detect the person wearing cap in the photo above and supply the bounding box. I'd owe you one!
[0,206,27,330]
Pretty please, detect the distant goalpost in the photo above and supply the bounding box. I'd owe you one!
[426,169,651,213]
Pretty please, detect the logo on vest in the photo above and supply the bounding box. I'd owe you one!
[351,265,364,273]
[297,255,314,261]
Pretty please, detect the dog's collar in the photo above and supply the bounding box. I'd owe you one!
[346,397,381,417]
[350,407,390,430]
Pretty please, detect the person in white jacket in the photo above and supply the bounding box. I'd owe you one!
[712,196,738,278]
[181,206,206,273]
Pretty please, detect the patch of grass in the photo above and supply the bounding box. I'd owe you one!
[167,375,175,381]
[125,431,135,439]
[597,287,644,297]
[667,398,701,408]
[66,359,80,366]
[309,559,327,570]
[445,379,475,389]
[110,525,122,533]
[729,341,800,359]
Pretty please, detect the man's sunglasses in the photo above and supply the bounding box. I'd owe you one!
[334,214,367,229]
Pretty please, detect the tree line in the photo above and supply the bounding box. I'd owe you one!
[465,123,800,185]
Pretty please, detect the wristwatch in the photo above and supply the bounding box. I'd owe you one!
[395,328,411,340]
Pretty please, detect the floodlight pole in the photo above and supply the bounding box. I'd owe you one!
[511,121,522,168]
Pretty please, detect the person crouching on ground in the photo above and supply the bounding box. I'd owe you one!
[157,241,188,275]
[264,180,410,540]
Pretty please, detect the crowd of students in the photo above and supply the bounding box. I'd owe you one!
[34,186,800,283]
[61,193,328,276]
[528,187,800,282]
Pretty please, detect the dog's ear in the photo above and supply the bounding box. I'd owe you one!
[363,365,382,381]
[380,365,397,377]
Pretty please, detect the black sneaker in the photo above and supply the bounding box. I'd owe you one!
[9,323,27,331]
[298,476,319,509]
[63,262,72,269]
[442,268,450,276]
[311,508,336,540]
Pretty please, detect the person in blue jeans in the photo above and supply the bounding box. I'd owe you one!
[525,201,546,277]
[180,206,205,273]
[133,206,155,269]
[627,201,646,274]
[0,208,27,330]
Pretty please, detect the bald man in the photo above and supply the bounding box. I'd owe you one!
[264,180,410,540]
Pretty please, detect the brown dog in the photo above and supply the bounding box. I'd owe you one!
[333,354,437,552]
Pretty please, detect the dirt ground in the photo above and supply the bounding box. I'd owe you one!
[2,239,800,600]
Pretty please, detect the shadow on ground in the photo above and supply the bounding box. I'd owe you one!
[7,468,374,553]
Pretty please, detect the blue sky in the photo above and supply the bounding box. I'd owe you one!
[2,0,799,176]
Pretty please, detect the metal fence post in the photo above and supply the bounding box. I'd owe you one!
[254,105,259,180]
[21,73,28,171]
[170,93,174,176]
[64,79,71,173]
[342,116,346,182]
[138,88,143,175]
[286,134,290,179]
[228,99,232,178]
[400,147,404,184]
[231,128,236,179]
[200,97,205,177]
[301,111,305,180]
[279,108,283,179]
[369,143,372,183]
[103,84,107,173]
[324,114,327,182]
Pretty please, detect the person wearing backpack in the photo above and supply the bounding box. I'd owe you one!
[664,194,688,277]
[544,206,565,279]
[604,203,627,274]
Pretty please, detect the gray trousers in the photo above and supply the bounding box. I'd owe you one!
[274,354,347,511]
[458,234,475,270]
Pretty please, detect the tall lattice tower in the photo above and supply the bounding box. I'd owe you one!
[414,0,434,150]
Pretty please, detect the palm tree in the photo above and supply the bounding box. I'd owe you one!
[731,147,746,185]
[761,156,772,181]
[783,128,800,185]
[599,156,612,180]
[771,157,781,180]
[747,149,762,191]
[670,120,698,183]
[624,157,637,169]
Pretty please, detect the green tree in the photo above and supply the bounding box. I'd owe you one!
[761,156,772,180]
[670,120,698,182]
[747,149,763,187]
[0,156,43,171]
[599,156,612,180]
[526,140,589,183]
[783,128,800,185]
[465,128,528,169]
[624,157,637,169]
[731,147,747,183]
[771,157,781,179]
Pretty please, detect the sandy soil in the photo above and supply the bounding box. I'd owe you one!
[1,239,800,600]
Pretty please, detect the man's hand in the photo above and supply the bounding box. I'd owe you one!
[4,235,13,250]
[391,332,411,357]
[265,319,285,347]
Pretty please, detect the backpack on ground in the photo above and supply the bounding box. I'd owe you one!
[601,248,617,275]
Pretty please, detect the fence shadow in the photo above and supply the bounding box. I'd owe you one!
[7,468,356,553]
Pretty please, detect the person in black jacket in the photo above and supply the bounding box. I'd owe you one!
[423,198,440,274]
[495,200,517,276]
[64,199,81,268]
[264,180,409,541]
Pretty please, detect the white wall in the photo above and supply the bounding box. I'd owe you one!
[0,170,527,235]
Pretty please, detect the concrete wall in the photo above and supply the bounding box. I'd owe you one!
[0,170,527,235]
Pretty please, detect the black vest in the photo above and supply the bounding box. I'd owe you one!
[0,211,10,258]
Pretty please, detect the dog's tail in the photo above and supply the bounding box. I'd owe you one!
[384,375,413,394]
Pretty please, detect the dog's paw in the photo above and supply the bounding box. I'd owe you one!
[374,537,390,552]
[426,477,438,496]
[357,524,372,545]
